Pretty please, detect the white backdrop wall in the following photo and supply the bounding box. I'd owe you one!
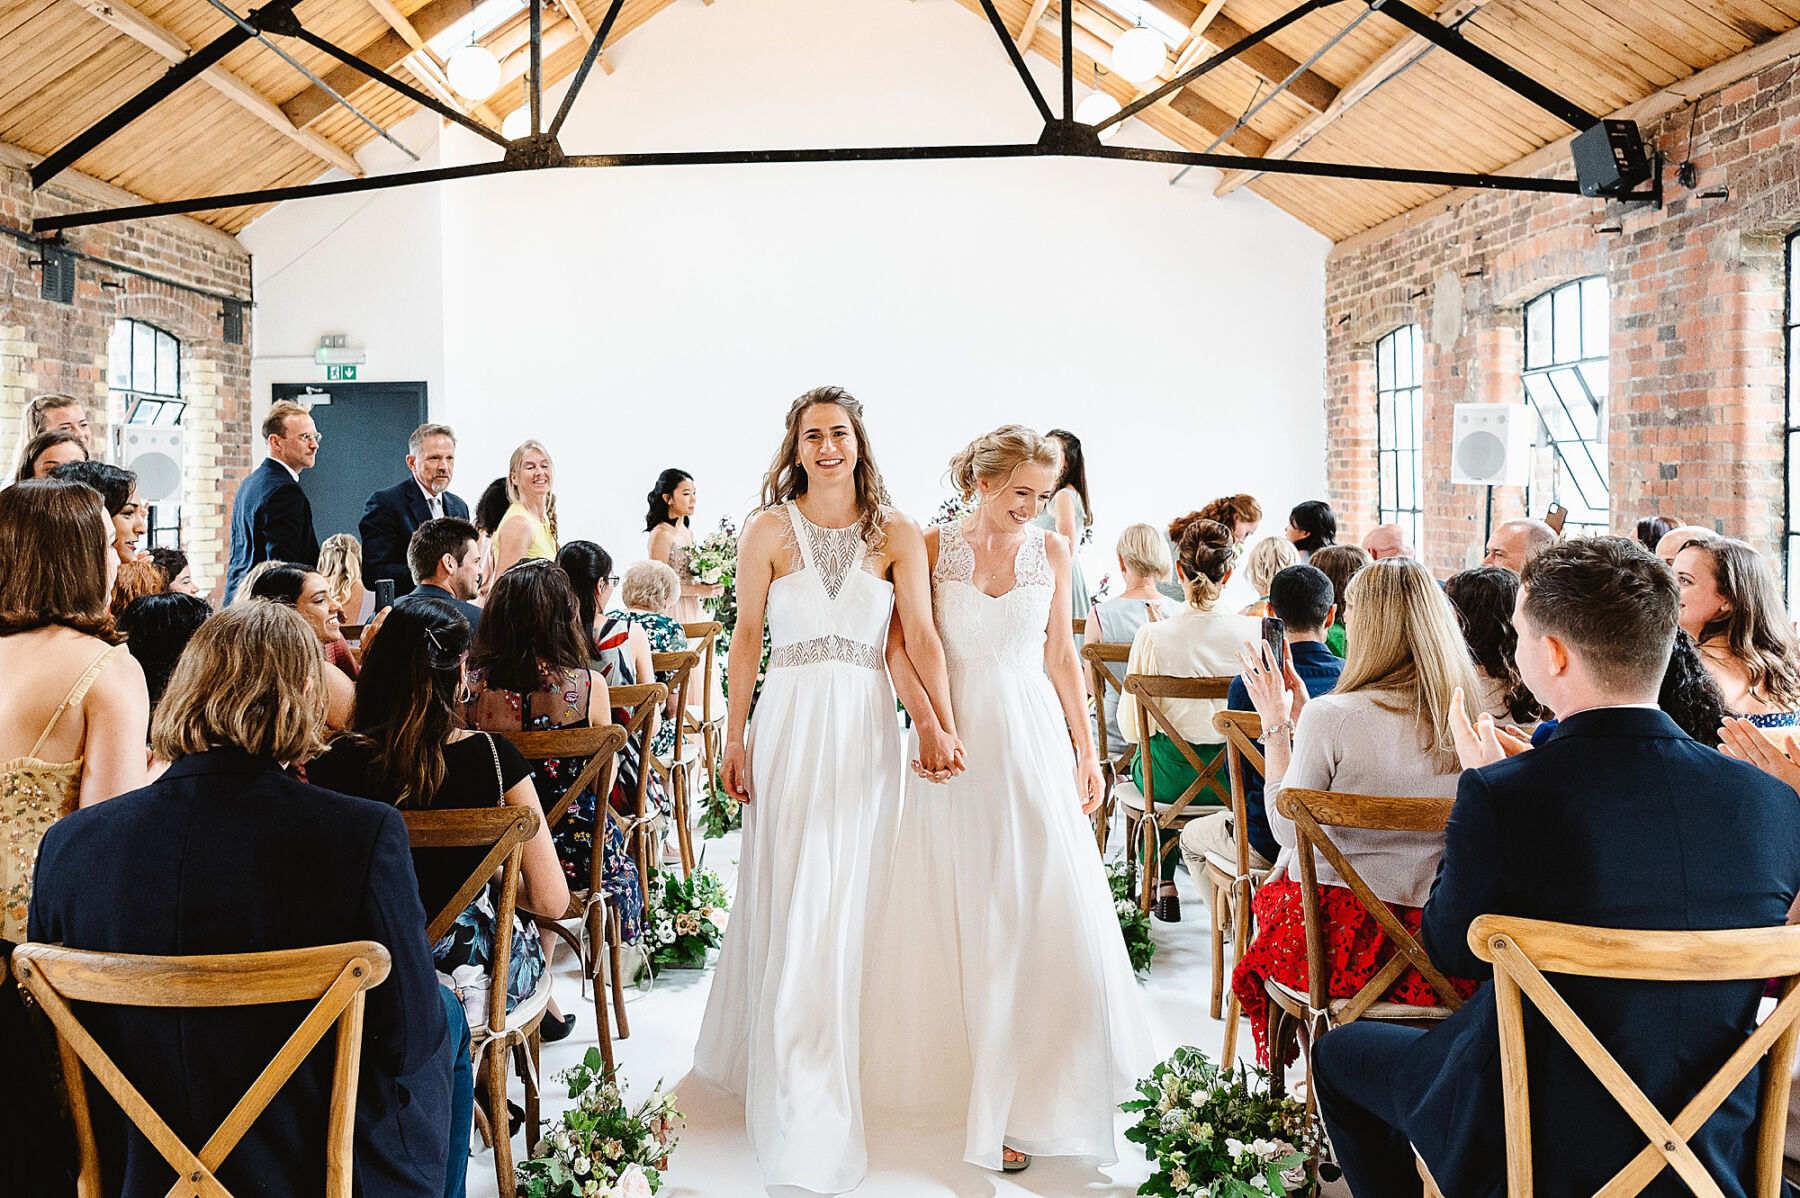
[246,0,1329,595]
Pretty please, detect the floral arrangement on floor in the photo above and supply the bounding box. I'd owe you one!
[699,780,743,839]
[644,862,730,973]
[1123,1046,1330,1198]
[516,1049,681,1198]
[1107,860,1156,973]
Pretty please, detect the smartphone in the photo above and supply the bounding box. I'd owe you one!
[1260,616,1286,672]
[374,578,396,611]
[1543,503,1568,534]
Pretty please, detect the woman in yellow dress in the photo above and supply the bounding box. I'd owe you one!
[490,439,560,580]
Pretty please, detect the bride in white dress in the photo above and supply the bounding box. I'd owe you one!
[691,387,959,1195]
[867,424,1155,1172]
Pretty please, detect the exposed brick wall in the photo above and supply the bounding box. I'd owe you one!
[1324,59,1800,577]
[0,153,253,600]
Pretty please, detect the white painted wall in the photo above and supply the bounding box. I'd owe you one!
[245,0,1330,596]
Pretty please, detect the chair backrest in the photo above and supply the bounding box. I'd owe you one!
[650,649,702,749]
[1080,641,1134,774]
[1274,787,1464,1020]
[1469,915,1800,1198]
[497,726,628,831]
[12,940,392,1198]
[1071,616,1088,643]
[608,681,671,824]
[1211,708,1266,881]
[402,806,538,1037]
[1124,672,1234,817]
[681,620,723,724]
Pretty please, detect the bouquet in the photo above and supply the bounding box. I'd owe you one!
[644,863,730,973]
[516,1050,680,1198]
[1107,860,1155,973]
[699,780,743,839]
[690,518,738,593]
[932,492,974,527]
[1122,1047,1329,1197]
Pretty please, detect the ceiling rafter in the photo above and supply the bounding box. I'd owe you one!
[281,0,482,127]
[358,0,504,128]
[1142,0,1340,111]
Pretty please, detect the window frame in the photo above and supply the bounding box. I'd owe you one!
[1521,276,1610,537]
[1374,323,1425,555]
[1785,231,1799,610]
[107,318,184,550]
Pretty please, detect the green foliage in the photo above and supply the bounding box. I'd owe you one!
[1106,860,1156,973]
[644,864,730,973]
[515,1049,680,1198]
[1121,1046,1332,1197]
[699,781,742,839]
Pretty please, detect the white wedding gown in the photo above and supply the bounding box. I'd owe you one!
[863,521,1154,1170]
[692,502,899,1195]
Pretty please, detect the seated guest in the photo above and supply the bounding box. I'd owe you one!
[618,560,691,759]
[11,429,87,483]
[6,394,90,480]
[1314,537,1800,1197]
[1198,494,1263,546]
[1083,523,1180,754]
[490,442,559,580]
[1360,523,1414,561]
[118,592,212,712]
[108,556,166,619]
[250,563,356,728]
[1231,557,1483,1066]
[29,601,463,1198]
[359,423,468,599]
[1660,630,1733,748]
[1,478,149,941]
[318,533,369,625]
[49,460,144,566]
[397,517,484,632]
[472,477,511,602]
[1309,543,1370,659]
[1636,514,1678,554]
[1480,517,1558,572]
[462,563,641,943]
[1655,522,1713,566]
[1444,565,1549,725]
[1239,535,1299,617]
[1117,519,1259,923]
[1285,500,1336,559]
[149,546,201,596]
[1674,535,1800,728]
[229,558,283,605]
[1179,563,1343,932]
[308,599,574,1038]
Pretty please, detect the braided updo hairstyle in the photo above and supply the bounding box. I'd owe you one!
[1176,518,1236,610]
[947,424,1062,504]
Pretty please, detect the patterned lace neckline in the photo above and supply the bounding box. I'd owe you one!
[939,521,1047,599]
[789,503,867,601]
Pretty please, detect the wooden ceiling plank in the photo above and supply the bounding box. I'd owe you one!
[1015,0,1051,53]
[1170,0,1227,71]
[1516,0,1691,82]
[1458,11,1639,110]
[1157,5,1340,111]
[281,0,483,125]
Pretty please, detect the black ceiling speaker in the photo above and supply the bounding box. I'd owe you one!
[1571,119,1653,198]
[35,245,76,304]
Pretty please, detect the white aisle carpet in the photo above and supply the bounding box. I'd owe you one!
[466,829,1286,1198]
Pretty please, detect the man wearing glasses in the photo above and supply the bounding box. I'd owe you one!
[225,399,322,601]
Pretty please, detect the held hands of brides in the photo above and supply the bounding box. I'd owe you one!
[1234,640,1308,729]
[912,722,966,784]
[723,739,754,803]
[1447,687,1533,770]
[1719,716,1800,793]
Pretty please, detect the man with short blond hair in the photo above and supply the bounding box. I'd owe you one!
[226,400,320,601]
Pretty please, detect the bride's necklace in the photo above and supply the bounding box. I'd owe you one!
[963,514,1026,590]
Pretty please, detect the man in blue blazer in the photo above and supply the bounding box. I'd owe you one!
[361,424,468,599]
[1313,537,1800,1197]
[395,517,484,634]
[224,399,320,601]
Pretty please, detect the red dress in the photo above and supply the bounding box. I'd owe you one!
[1230,876,1480,1066]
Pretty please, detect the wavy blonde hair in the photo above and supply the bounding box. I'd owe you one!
[760,386,890,553]
[1335,557,1481,772]
[1116,522,1171,581]
[152,601,328,763]
[947,424,1062,506]
[506,439,559,548]
[1243,535,1300,597]
[316,534,362,607]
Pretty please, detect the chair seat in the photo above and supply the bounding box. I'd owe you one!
[470,966,556,1046]
[1114,779,1220,823]
[1265,978,1453,1022]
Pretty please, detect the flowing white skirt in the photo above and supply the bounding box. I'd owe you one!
[862,664,1155,1170]
[692,661,901,1194]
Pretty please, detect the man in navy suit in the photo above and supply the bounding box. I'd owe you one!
[360,424,468,599]
[224,399,320,601]
[1313,537,1800,1197]
[395,517,484,633]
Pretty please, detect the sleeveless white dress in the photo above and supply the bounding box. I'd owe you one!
[692,502,899,1194]
[863,522,1154,1170]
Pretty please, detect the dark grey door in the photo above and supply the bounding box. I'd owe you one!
[271,381,428,548]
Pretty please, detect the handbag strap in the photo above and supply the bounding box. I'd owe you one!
[486,732,506,806]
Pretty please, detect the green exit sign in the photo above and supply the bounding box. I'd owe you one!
[326,364,357,381]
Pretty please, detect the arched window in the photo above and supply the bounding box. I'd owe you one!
[107,318,184,549]
[1785,231,1799,610]
[1375,324,1424,553]
[1522,277,1609,536]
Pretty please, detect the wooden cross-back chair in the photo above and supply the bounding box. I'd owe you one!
[649,648,703,878]
[681,620,725,809]
[1208,708,1270,1066]
[1079,640,1134,852]
[607,681,670,909]
[403,805,542,1198]
[12,940,392,1198]
[1120,672,1235,914]
[1268,787,1464,1104]
[1457,915,1800,1198]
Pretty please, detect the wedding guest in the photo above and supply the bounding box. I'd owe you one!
[619,559,689,758]
[49,459,143,565]
[108,556,165,619]
[473,477,511,600]
[1239,536,1299,618]
[1231,556,1483,1066]
[462,563,641,943]
[1033,429,1093,618]
[1654,522,1713,566]
[225,400,320,601]
[1,479,149,942]
[149,546,201,596]
[1480,517,1558,572]
[397,517,483,632]
[1659,630,1734,748]
[1674,536,1800,730]
[645,468,723,625]
[1361,523,1414,561]
[1444,566,1548,725]
[229,559,284,606]
[491,441,559,580]
[11,429,87,483]
[1083,523,1179,754]
[118,591,212,711]
[29,600,461,1198]
[1315,537,1800,1196]
[359,423,468,598]
[1285,500,1337,559]
[1198,494,1263,546]
[318,533,368,624]
[1635,514,1678,554]
[249,563,355,727]
[1117,518,1260,922]
[1309,543,1370,659]
[6,394,90,478]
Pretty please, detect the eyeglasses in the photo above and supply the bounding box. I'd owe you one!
[294,432,322,446]
[605,575,620,586]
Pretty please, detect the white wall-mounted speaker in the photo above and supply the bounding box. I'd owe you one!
[1450,404,1533,487]
[119,426,185,505]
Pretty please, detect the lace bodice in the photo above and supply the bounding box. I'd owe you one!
[765,503,893,672]
[933,523,1055,674]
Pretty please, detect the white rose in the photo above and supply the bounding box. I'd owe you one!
[1226,1137,1247,1159]
[572,1156,590,1176]
[616,1164,654,1198]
